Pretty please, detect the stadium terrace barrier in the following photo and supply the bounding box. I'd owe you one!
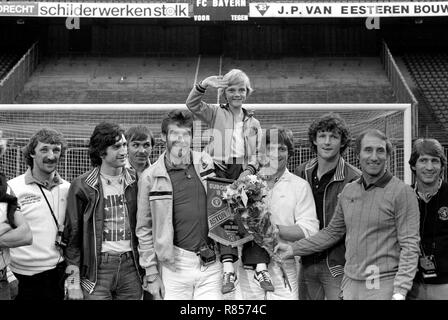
[0,41,39,104]
[382,40,418,138]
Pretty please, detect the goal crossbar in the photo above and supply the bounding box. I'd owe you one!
[0,103,413,184]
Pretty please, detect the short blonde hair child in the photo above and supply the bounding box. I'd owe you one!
[218,69,253,99]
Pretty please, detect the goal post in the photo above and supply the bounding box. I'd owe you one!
[0,103,412,184]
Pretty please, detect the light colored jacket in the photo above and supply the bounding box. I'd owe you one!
[136,151,215,276]
[186,83,262,174]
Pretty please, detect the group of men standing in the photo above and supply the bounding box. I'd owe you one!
[0,110,447,300]
[276,121,448,300]
[0,124,154,300]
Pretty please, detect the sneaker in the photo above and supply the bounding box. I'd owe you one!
[222,272,237,294]
[254,270,274,292]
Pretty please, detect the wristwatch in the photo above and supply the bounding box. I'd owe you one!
[146,274,160,283]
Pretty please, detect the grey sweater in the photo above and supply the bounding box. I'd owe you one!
[291,173,420,296]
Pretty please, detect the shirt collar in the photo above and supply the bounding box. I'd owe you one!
[358,170,393,190]
[312,165,337,182]
[164,151,192,171]
[24,168,62,189]
[260,167,290,184]
[278,168,290,181]
[414,178,443,203]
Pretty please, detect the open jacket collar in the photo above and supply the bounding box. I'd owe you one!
[220,103,254,121]
[304,156,347,182]
[85,166,135,190]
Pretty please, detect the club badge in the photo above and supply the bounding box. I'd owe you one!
[211,197,223,208]
[438,207,448,221]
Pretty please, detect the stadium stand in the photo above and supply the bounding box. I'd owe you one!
[0,52,22,81]
[1,5,447,182]
[403,53,448,143]
[15,55,396,104]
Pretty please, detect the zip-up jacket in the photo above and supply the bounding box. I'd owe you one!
[413,181,448,284]
[63,167,142,294]
[186,83,262,174]
[136,151,215,276]
[295,157,360,276]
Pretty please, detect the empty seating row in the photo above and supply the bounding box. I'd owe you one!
[403,53,448,132]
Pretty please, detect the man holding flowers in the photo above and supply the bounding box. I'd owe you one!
[236,126,319,299]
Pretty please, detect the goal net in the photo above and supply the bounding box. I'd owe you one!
[0,104,412,184]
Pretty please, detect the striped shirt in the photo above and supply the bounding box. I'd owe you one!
[291,172,420,296]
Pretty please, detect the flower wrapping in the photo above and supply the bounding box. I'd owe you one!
[222,174,291,291]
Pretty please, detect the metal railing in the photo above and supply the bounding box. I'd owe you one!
[0,41,39,104]
[381,40,419,138]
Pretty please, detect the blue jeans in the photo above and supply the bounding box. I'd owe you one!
[0,267,10,300]
[0,280,10,300]
[83,252,142,300]
[299,258,343,300]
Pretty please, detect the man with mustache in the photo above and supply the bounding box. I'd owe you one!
[407,139,448,300]
[295,113,360,300]
[6,128,70,300]
[63,122,143,300]
[125,125,154,179]
[276,129,420,300]
[136,110,220,300]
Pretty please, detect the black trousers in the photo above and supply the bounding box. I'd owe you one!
[241,241,270,267]
[14,261,66,300]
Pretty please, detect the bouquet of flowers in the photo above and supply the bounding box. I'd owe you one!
[222,174,291,291]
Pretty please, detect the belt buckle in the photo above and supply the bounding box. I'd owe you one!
[120,251,132,259]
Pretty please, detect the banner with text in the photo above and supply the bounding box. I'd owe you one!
[207,177,253,247]
[250,2,448,18]
[0,2,189,18]
[193,0,249,21]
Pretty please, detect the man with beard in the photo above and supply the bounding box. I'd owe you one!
[6,128,70,300]
[63,122,143,300]
[136,110,220,300]
[125,125,154,179]
[276,129,420,300]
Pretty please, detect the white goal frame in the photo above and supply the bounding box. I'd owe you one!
[0,103,413,184]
